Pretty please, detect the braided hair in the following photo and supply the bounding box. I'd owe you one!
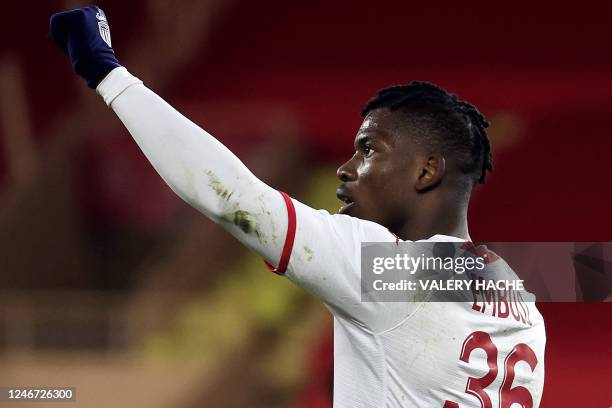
[361,81,493,184]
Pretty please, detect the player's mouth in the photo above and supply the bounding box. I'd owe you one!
[336,188,355,214]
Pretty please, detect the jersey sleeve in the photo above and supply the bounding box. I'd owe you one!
[98,67,295,271]
[266,195,400,324]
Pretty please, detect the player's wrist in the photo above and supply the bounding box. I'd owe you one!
[96,67,142,106]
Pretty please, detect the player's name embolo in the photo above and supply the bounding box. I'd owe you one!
[372,279,525,291]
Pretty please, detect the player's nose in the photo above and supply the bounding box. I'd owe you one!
[337,158,357,182]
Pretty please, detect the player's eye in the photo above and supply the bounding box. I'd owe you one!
[363,144,374,157]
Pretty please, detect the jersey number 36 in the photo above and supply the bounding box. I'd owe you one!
[443,331,538,408]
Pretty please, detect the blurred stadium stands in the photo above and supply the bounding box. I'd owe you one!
[1,0,611,406]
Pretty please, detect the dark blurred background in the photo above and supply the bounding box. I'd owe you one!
[0,0,611,407]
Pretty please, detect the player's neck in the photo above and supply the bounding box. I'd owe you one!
[396,206,470,242]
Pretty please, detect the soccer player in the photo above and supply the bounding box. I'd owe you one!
[49,6,546,407]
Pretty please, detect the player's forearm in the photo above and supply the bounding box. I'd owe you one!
[96,67,287,263]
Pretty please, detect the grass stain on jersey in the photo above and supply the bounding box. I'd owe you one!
[303,245,314,262]
[206,170,232,200]
[206,171,266,243]
[222,210,261,239]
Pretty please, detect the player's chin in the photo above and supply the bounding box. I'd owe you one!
[338,202,356,215]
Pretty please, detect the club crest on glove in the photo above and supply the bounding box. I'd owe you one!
[96,7,112,47]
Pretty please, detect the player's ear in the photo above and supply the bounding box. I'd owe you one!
[415,154,445,192]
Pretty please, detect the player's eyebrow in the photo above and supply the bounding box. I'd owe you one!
[354,129,394,151]
[354,133,371,150]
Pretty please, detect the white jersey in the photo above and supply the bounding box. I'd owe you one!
[283,201,546,408]
[97,67,546,408]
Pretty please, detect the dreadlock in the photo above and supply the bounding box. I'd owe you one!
[361,81,493,184]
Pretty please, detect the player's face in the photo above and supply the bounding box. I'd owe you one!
[336,109,422,227]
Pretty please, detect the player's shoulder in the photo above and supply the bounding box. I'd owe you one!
[291,198,398,242]
[320,210,399,243]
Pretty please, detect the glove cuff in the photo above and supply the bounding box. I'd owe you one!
[96,67,143,106]
[74,51,121,89]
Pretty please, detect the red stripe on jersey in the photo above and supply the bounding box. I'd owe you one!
[264,191,296,275]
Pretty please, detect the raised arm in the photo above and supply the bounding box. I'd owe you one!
[101,67,294,267]
[49,6,291,268]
